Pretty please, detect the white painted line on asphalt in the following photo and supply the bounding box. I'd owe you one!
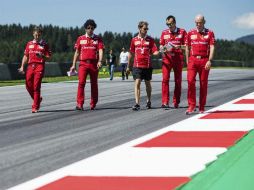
[8,92,254,190]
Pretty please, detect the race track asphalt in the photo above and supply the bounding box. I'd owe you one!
[0,68,254,189]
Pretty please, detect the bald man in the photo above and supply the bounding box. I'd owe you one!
[185,14,215,114]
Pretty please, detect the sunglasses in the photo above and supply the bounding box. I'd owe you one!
[142,28,149,31]
[166,23,174,27]
[86,27,94,30]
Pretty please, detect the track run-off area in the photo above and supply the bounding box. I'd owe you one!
[0,69,254,190]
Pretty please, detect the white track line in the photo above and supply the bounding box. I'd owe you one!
[9,92,254,190]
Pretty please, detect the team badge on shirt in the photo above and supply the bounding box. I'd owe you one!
[135,41,141,45]
[80,40,87,44]
[164,35,170,39]
[191,35,197,40]
[29,45,34,49]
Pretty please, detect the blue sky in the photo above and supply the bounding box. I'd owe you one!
[1,0,254,40]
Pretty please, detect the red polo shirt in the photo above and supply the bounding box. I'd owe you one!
[160,27,187,63]
[24,40,51,64]
[75,34,104,61]
[129,35,158,68]
[186,28,215,57]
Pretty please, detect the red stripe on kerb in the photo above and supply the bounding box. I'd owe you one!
[233,99,254,104]
[135,131,247,148]
[200,110,254,119]
[37,176,190,190]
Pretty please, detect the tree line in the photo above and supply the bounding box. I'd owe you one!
[0,24,254,67]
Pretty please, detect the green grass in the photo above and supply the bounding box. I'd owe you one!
[0,71,123,87]
[0,70,117,87]
[0,79,25,87]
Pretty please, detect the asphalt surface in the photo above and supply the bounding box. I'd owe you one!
[0,69,254,189]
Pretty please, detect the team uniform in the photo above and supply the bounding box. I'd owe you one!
[160,27,187,107]
[24,39,51,111]
[185,28,215,111]
[129,35,158,80]
[74,34,104,109]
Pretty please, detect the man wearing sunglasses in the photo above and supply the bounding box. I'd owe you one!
[70,19,104,111]
[185,14,215,114]
[127,21,159,111]
[160,15,187,109]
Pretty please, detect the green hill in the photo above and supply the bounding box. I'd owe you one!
[236,34,254,45]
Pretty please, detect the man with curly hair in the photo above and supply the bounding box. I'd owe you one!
[70,19,104,111]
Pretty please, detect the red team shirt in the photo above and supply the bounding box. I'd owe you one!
[74,34,104,61]
[186,28,215,57]
[129,35,158,68]
[24,40,51,64]
[160,28,187,64]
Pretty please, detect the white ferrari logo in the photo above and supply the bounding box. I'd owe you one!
[135,41,141,45]
[164,35,170,39]
[191,35,197,40]
[80,40,86,44]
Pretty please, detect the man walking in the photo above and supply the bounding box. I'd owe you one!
[127,21,159,110]
[70,19,104,111]
[160,15,187,109]
[106,49,116,80]
[119,47,129,80]
[185,14,215,114]
[18,26,51,113]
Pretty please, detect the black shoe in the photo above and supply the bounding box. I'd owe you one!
[76,105,84,111]
[161,104,169,109]
[132,104,140,111]
[146,101,151,109]
[174,104,179,109]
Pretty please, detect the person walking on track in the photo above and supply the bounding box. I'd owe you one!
[18,26,51,113]
[160,15,187,109]
[70,19,104,111]
[127,21,159,111]
[185,14,215,114]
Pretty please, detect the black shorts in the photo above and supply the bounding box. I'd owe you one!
[132,67,153,81]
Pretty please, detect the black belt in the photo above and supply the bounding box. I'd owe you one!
[81,59,97,63]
